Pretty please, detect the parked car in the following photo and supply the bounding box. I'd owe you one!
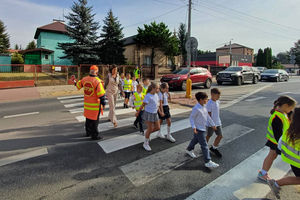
[256,66,267,73]
[216,66,260,86]
[252,67,261,80]
[160,67,213,90]
[261,69,289,82]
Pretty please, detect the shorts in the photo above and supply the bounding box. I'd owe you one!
[291,165,300,177]
[143,111,159,122]
[158,105,171,120]
[265,140,281,155]
[207,126,223,137]
[124,92,131,99]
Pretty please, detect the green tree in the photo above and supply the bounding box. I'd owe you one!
[276,52,289,64]
[0,20,10,53]
[291,39,300,67]
[14,44,19,50]
[58,0,100,65]
[163,35,180,69]
[198,50,211,55]
[264,47,272,68]
[256,48,264,66]
[177,23,187,66]
[11,52,24,64]
[26,40,36,50]
[97,10,125,65]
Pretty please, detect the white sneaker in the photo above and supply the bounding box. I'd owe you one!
[166,134,176,143]
[205,160,219,168]
[157,131,165,139]
[186,150,196,158]
[140,131,144,135]
[143,142,152,151]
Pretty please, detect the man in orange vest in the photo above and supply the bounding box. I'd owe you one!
[75,65,106,140]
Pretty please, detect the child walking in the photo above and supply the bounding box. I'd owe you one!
[131,84,145,135]
[258,96,296,182]
[157,82,176,142]
[267,107,300,199]
[132,76,138,93]
[136,82,163,151]
[142,78,150,95]
[186,92,219,168]
[123,73,132,108]
[206,88,223,157]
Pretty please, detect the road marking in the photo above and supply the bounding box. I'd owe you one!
[69,102,125,113]
[221,85,272,109]
[75,108,136,122]
[245,97,266,102]
[60,98,84,103]
[0,148,48,167]
[98,109,188,132]
[119,124,254,187]
[57,95,83,100]
[185,147,290,200]
[64,102,84,108]
[3,112,40,119]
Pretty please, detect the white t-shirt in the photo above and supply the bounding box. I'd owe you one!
[143,93,159,113]
[132,81,138,92]
[206,99,222,126]
[158,92,169,106]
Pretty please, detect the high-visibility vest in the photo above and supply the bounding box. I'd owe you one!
[123,79,132,91]
[142,86,147,96]
[281,132,300,168]
[134,68,140,79]
[76,75,105,120]
[266,110,290,145]
[134,92,144,111]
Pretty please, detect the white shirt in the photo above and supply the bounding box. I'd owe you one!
[132,80,138,92]
[190,103,215,131]
[158,92,169,106]
[206,99,222,126]
[143,93,159,113]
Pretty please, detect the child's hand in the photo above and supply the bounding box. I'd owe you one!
[212,126,217,131]
[193,128,198,134]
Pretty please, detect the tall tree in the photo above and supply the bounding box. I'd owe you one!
[291,39,300,67]
[276,52,289,64]
[26,40,36,50]
[97,9,125,65]
[14,44,19,50]
[163,35,179,69]
[0,20,10,53]
[177,23,187,66]
[58,0,100,65]
[256,48,264,66]
[264,47,272,68]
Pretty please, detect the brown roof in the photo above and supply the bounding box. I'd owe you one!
[34,21,67,39]
[217,43,253,50]
[19,48,54,54]
[7,49,20,54]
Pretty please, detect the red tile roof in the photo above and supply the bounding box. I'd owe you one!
[19,48,54,54]
[34,21,67,39]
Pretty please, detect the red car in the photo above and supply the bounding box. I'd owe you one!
[160,67,212,90]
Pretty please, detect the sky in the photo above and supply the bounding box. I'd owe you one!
[1,0,300,55]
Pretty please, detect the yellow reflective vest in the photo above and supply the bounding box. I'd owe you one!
[133,92,144,111]
[266,110,290,145]
[123,79,132,91]
[281,133,300,168]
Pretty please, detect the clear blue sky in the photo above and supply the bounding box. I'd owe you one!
[1,0,300,54]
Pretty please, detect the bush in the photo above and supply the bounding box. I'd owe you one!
[272,63,284,69]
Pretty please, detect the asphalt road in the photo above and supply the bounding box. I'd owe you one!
[0,78,300,200]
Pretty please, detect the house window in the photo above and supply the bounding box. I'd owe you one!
[45,55,49,60]
[143,56,151,66]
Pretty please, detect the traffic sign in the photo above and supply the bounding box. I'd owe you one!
[185,37,198,53]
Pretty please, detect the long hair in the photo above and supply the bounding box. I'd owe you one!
[270,95,297,114]
[160,82,168,92]
[287,107,300,145]
[147,82,157,94]
[109,65,118,73]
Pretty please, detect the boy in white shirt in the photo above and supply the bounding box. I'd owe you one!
[186,92,219,168]
[206,88,223,157]
[132,76,138,93]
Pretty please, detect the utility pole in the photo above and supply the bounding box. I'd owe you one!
[185,0,192,98]
[229,38,233,66]
[187,0,192,70]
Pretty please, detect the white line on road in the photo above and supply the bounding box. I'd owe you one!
[57,95,83,100]
[60,98,84,103]
[185,147,290,200]
[64,102,84,108]
[0,148,48,167]
[119,124,254,187]
[3,112,40,119]
[245,97,266,102]
[69,102,125,113]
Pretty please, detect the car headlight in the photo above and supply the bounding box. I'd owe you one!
[172,77,180,80]
[271,74,279,77]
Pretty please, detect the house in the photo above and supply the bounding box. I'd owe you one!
[21,20,73,66]
[123,35,181,67]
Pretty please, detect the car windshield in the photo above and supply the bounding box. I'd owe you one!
[257,67,265,71]
[176,68,189,75]
[264,69,279,74]
[225,67,243,71]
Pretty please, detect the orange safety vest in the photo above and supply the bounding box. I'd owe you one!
[76,75,106,120]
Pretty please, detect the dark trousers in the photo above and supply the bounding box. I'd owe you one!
[134,110,144,132]
[85,106,101,139]
[187,130,211,163]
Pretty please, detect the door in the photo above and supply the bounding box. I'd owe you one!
[198,68,208,83]
[190,69,198,83]
[243,67,252,81]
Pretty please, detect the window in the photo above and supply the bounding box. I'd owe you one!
[45,55,49,60]
[143,56,151,66]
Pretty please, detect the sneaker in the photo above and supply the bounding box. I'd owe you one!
[210,146,222,158]
[157,131,165,139]
[257,170,270,182]
[91,136,103,140]
[205,160,219,168]
[133,123,138,129]
[140,131,144,135]
[166,134,176,143]
[186,150,196,158]
[143,142,152,151]
[267,179,281,199]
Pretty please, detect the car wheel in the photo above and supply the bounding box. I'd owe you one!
[252,76,258,84]
[181,81,187,91]
[236,77,242,86]
[204,79,212,89]
[285,76,289,82]
[217,81,222,85]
